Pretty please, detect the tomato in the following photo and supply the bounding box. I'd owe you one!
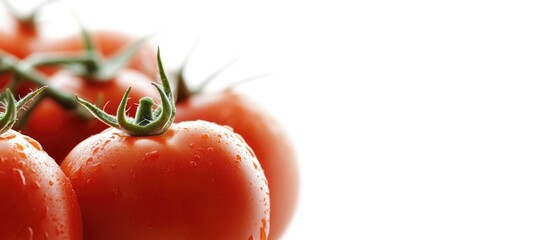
[0,130,82,240]
[41,30,157,78]
[174,90,299,239]
[61,121,270,240]
[0,86,82,239]
[20,69,158,163]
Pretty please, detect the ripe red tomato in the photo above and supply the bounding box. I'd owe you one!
[61,121,270,240]
[41,30,157,78]
[0,129,82,240]
[20,69,158,163]
[174,90,299,239]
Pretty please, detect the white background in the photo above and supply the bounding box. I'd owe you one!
[3,0,549,239]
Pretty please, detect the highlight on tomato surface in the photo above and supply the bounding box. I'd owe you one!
[0,86,82,240]
[61,50,270,240]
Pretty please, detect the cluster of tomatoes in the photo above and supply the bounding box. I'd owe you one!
[0,3,298,240]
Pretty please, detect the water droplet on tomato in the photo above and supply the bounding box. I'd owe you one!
[188,143,195,148]
[1,132,15,140]
[71,166,82,179]
[207,147,214,153]
[23,136,42,151]
[253,162,258,170]
[86,157,93,164]
[31,181,40,190]
[92,163,102,173]
[235,154,242,163]
[15,147,27,158]
[143,151,160,161]
[14,143,23,151]
[223,125,234,132]
[194,155,201,160]
[17,160,26,167]
[17,226,33,240]
[189,161,197,167]
[13,168,26,188]
[201,133,209,139]
[260,218,268,240]
[247,146,255,158]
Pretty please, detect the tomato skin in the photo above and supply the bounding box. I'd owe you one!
[20,69,159,163]
[61,121,270,240]
[0,130,82,240]
[41,30,157,78]
[174,91,299,239]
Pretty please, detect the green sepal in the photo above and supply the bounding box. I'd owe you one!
[0,86,47,134]
[77,28,151,81]
[76,48,175,136]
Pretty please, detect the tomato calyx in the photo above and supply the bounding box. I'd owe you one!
[174,44,237,101]
[72,28,151,82]
[1,0,56,36]
[0,86,46,134]
[2,0,37,36]
[173,47,267,102]
[76,49,175,136]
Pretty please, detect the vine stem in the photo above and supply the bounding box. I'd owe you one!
[1,55,79,110]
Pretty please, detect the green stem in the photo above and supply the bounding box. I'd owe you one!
[134,97,154,126]
[80,29,102,75]
[3,57,78,110]
[24,54,93,68]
